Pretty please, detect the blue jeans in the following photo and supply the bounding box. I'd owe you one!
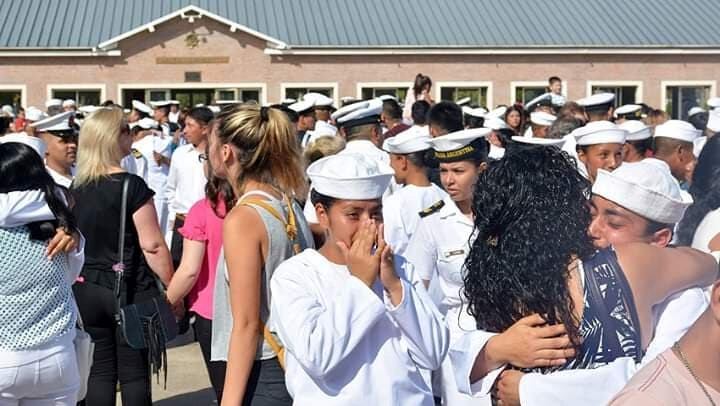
[243,358,291,406]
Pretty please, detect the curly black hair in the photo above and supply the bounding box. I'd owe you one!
[463,144,595,347]
[676,135,720,246]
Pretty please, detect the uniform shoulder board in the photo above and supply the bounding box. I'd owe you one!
[131,148,143,159]
[419,200,445,218]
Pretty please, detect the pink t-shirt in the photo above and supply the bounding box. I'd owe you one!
[610,348,720,405]
[178,198,226,319]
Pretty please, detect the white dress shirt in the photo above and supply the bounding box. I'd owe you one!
[45,166,73,189]
[165,143,207,218]
[270,249,449,406]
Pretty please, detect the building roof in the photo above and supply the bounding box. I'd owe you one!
[1,0,720,53]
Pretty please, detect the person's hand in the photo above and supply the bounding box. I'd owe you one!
[486,314,574,369]
[337,220,381,288]
[493,370,524,406]
[153,151,164,165]
[46,228,79,259]
[377,224,402,304]
[171,300,186,320]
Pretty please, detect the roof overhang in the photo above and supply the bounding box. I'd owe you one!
[265,46,720,56]
[0,48,122,57]
[97,5,288,51]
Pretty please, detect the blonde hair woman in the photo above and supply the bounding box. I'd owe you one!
[209,104,313,406]
[71,107,173,406]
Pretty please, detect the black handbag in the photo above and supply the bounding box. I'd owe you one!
[112,177,178,385]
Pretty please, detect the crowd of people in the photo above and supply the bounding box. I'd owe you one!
[0,73,719,406]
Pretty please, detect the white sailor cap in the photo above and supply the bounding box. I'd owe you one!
[577,93,615,112]
[62,99,76,108]
[45,98,62,108]
[378,94,398,102]
[382,126,431,154]
[429,127,491,162]
[707,97,720,110]
[688,107,706,117]
[0,132,48,157]
[302,120,338,148]
[208,105,221,114]
[169,100,180,105]
[25,107,47,122]
[150,100,173,108]
[511,135,566,148]
[572,121,627,146]
[129,117,159,130]
[288,99,315,115]
[465,107,487,118]
[335,99,383,128]
[707,110,720,133]
[30,111,74,133]
[307,153,394,200]
[654,120,701,144]
[525,93,552,111]
[1,105,14,118]
[331,101,366,121]
[461,105,473,115]
[694,136,707,158]
[131,100,153,115]
[483,115,509,131]
[280,98,296,105]
[530,111,556,127]
[215,100,241,106]
[614,104,642,118]
[618,120,652,141]
[303,92,335,108]
[593,159,690,224]
[456,97,472,106]
[486,106,507,119]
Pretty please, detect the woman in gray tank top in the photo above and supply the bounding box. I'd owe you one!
[207,104,312,406]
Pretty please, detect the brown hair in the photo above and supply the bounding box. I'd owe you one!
[303,136,345,167]
[216,104,305,197]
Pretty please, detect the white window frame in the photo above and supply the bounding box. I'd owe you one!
[47,84,106,105]
[117,82,268,106]
[356,82,412,101]
[510,81,550,105]
[435,81,494,108]
[0,84,27,108]
[660,80,716,111]
[586,81,644,104]
[280,82,339,106]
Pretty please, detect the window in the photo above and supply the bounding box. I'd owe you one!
[665,84,713,120]
[148,90,169,102]
[587,81,642,108]
[284,87,333,102]
[0,90,22,108]
[239,89,260,103]
[360,87,408,101]
[215,88,262,103]
[514,86,546,105]
[52,89,101,106]
[216,89,236,101]
[439,85,490,107]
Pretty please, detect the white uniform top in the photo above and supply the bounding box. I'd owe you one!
[45,166,73,188]
[165,143,207,217]
[270,249,448,406]
[131,134,172,200]
[169,111,180,124]
[383,184,448,257]
[692,208,720,253]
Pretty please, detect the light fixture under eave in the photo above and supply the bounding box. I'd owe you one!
[181,9,203,24]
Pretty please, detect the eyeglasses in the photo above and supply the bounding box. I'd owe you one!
[198,153,208,163]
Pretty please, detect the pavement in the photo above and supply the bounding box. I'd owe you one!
[116,330,217,405]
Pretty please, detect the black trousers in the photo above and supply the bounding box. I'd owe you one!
[74,281,153,406]
[193,314,227,403]
[170,215,185,269]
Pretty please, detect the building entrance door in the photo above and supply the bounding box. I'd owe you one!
[171,89,214,109]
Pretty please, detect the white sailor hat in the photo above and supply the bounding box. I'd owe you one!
[129,117,159,130]
[592,159,690,224]
[302,120,339,148]
[30,111,74,133]
[572,121,627,146]
[429,127,491,162]
[614,104,642,118]
[132,100,153,115]
[654,120,701,144]
[688,107,706,117]
[77,105,100,115]
[707,97,720,110]
[208,105,221,114]
[150,100,173,108]
[25,107,47,122]
[618,120,651,141]
[0,132,48,157]
[486,106,507,119]
[62,99,76,108]
[456,97,472,106]
[280,98,296,105]
[307,153,394,200]
[483,115,509,131]
[577,93,615,112]
[215,100,241,106]
[169,100,180,105]
[378,94,398,102]
[525,93,552,111]
[382,126,431,154]
[530,111,556,127]
[511,135,566,148]
[465,107,487,118]
[461,105,473,115]
[694,136,707,158]
[1,105,14,118]
[331,101,366,121]
[45,98,62,109]
[707,110,720,133]
[335,99,383,128]
[288,99,315,115]
[303,92,335,108]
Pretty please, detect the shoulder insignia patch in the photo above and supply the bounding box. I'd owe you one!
[419,200,445,218]
[131,148,143,159]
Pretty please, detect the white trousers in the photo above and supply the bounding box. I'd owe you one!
[0,348,79,406]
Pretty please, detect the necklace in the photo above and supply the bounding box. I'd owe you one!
[672,342,717,406]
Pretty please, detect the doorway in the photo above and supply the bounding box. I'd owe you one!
[171,89,214,109]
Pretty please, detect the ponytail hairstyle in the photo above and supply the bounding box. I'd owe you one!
[463,145,594,348]
[215,104,306,197]
[413,73,433,98]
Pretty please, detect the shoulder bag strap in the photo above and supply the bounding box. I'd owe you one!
[239,195,301,254]
[113,177,130,311]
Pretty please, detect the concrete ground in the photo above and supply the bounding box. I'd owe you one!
[116,331,216,405]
